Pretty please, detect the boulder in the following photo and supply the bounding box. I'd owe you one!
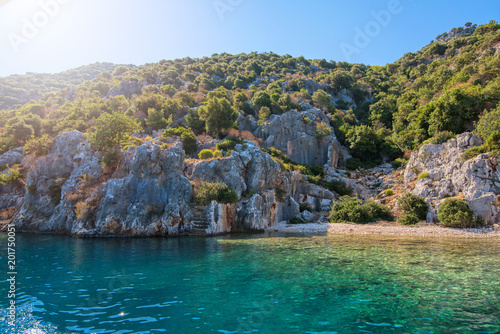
[0,147,24,167]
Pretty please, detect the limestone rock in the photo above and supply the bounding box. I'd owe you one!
[404,133,499,224]
[205,201,235,235]
[0,147,24,166]
[189,142,281,197]
[236,192,299,231]
[255,109,343,167]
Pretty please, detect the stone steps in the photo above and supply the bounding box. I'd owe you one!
[190,207,208,235]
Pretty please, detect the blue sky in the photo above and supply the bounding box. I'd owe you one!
[0,0,498,77]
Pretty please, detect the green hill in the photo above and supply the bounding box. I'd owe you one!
[1,20,499,165]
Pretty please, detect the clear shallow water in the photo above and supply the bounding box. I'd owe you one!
[0,233,499,334]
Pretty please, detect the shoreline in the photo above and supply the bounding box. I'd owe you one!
[3,220,500,239]
[266,221,500,238]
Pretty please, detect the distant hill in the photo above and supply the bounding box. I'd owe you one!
[0,62,134,108]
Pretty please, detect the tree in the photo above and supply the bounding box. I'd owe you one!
[89,112,139,151]
[6,119,34,145]
[312,89,331,107]
[345,125,380,161]
[476,104,500,142]
[252,91,272,110]
[198,97,238,137]
[145,108,170,130]
[258,106,271,126]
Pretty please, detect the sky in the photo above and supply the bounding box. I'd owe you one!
[0,0,498,77]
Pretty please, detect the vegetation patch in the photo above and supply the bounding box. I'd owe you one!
[193,181,239,206]
[437,198,484,228]
[329,196,393,224]
[418,172,430,180]
[198,149,214,160]
[397,193,429,220]
[398,213,420,225]
[0,165,22,185]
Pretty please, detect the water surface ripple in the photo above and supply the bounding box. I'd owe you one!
[1,234,499,333]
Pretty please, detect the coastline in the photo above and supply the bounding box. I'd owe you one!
[266,221,500,238]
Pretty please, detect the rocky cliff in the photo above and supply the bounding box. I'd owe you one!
[404,133,500,224]
[252,108,344,167]
[1,115,337,236]
[2,113,498,237]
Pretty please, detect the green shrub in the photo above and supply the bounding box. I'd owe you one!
[384,189,394,196]
[213,150,223,158]
[418,172,430,180]
[437,198,484,228]
[193,181,239,205]
[163,127,198,155]
[102,150,121,169]
[305,164,325,177]
[398,213,420,225]
[324,179,353,196]
[462,144,489,161]
[397,193,428,220]
[24,136,54,157]
[329,196,393,224]
[289,217,306,224]
[346,158,362,170]
[216,136,245,151]
[180,130,198,155]
[198,149,214,160]
[0,166,22,185]
[391,158,408,169]
[299,203,312,213]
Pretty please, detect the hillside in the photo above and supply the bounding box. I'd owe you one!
[0,21,499,235]
[0,21,499,162]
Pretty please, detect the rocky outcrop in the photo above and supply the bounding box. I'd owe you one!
[236,191,299,231]
[12,131,103,233]
[7,130,332,236]
[0,147,24,167]
[107,80,146,98]
[255,108,343,167]
[404,133,500,224]
[87,142,193,236]
[188,142,282,197]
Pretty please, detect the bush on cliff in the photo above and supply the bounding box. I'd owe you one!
[88,112,139,152]
[198,149,214,160]
[193,181,239,205]
[163,127,198,155]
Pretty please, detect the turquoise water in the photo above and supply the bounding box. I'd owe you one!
[1,233,500,334]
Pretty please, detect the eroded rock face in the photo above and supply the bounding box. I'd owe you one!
[236,191,299,231]
[89,142,192,236]
[0,148,25,215]
[404,133,500,224]
[0,147,24,167]
[12,131,102,233]
[188,142,282,197]
[6,130,337,236]
[254,109,343,167]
